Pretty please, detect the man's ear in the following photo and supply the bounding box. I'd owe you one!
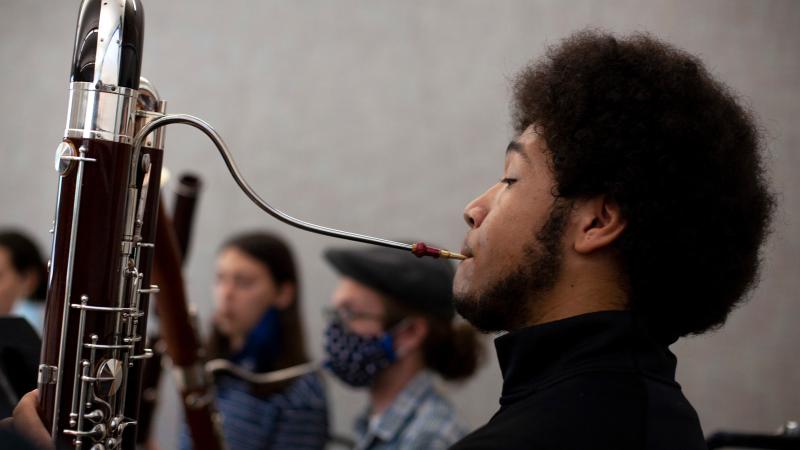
[273,282,296,310]
[572,196,626,254]
[394,317,429,358]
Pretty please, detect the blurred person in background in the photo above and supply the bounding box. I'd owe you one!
[0,230,47,334]
[181,231,328,450]
[0,231,46,448]
[323,245,483,450]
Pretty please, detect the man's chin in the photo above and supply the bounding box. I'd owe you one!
[453,266,540,333]
[452,268,511,332]
[451,279,470,301]
[453,291,509,334]
[453,261,478,294]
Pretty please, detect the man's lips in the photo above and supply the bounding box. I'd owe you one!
[461,241,475,259]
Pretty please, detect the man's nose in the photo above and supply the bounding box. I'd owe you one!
[463,191,490,229]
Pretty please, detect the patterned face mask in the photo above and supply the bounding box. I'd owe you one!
[323,318,397,387]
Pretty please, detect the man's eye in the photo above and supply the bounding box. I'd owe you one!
[501,177,518,187]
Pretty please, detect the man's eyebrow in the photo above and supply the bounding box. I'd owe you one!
[505,140,531,163]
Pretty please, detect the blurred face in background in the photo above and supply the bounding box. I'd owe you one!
[213,246,292,343]
[0,246,37,315]
[330,278,388,337]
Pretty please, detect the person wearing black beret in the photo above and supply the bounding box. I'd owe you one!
[323,245,483,450]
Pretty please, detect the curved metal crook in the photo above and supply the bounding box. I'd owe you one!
[132,114,413,252]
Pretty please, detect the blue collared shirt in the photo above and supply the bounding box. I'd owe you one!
[353,371,468,450]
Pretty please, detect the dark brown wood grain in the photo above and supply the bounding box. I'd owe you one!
[37,138,162,449]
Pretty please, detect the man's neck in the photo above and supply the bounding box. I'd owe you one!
[369,353,424,416]
[527,258,628,327]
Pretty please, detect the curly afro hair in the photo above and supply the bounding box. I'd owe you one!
[512,30,775,339]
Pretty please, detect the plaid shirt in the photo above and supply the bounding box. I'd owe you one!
[353,371,467,450]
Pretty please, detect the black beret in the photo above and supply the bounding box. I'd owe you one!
[323,245,455,321]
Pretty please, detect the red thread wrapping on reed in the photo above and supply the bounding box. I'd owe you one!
[411,242,441,258]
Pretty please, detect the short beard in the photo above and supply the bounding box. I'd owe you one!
[454,200,571,332]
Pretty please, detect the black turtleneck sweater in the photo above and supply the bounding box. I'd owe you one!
[450,311,707,450]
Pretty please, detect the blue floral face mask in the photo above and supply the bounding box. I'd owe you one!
[323,318,397,387]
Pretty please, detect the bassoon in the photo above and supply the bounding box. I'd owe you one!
[37,1,465,449]
[171,174,203,262]
[37,1,169,448]
[150,203,224,450]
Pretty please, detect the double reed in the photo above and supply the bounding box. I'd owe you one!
[37,1,167,448]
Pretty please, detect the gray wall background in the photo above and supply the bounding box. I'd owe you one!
[1,0,798,447]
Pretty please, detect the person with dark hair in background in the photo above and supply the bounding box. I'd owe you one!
[0,230,47,333]
[450,30,775,449]
[323,245,483,450]
[181,231,328,450]
[0,231,47,448]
